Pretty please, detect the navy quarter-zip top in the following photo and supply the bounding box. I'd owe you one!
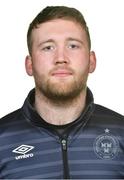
[0,88,124,179]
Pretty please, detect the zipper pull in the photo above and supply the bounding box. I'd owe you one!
[61,139,67,151]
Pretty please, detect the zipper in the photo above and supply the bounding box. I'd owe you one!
[61,138,70,179]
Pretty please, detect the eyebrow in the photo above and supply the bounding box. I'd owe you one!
[38,39,55,47]
[66,37,84,44]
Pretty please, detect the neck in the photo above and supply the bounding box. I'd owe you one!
[34,88,87,125]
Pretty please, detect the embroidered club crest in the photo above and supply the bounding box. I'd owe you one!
[94,129,119,159]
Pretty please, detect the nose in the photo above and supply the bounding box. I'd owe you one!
[54,46,69,65]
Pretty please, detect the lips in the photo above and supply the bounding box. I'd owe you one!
[51,69,73,77]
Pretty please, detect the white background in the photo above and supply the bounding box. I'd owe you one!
[0,0,124,117]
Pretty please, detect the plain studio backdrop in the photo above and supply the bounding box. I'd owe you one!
[0,0,124,118]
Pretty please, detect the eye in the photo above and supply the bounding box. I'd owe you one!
[68,44,80,49]
[42,45,55,51]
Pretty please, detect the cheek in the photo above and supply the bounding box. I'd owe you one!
[32,58,51,76]
[32,51,53,67]
[73,55,90,72]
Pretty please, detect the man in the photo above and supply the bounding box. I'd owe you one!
[0,6,124,179]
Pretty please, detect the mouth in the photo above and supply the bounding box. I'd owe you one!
[51,70,73,77]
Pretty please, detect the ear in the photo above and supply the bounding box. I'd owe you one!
[89,51,96,73]
[25,55,33,76]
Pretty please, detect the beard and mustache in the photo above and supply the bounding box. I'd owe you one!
[33,67,88,103]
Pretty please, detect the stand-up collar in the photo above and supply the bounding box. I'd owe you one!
[22,87,95,130]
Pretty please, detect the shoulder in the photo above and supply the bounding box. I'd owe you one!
[94,104,124,121]
[0,109,23,125]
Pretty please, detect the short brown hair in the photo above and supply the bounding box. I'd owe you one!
[27,6,91,55]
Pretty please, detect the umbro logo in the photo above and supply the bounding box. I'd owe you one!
[13,144,34,154]
[12,145,34,160]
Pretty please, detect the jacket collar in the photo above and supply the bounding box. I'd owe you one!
[22,87,95,130]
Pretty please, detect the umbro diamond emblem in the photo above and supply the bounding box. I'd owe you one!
[12,144,34,160]
[13,144,34,154]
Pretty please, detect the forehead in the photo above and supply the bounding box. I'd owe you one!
[31,19,87,42]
